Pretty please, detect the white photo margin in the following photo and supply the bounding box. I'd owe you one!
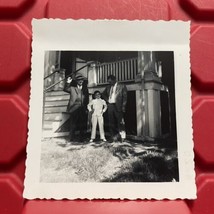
[24,19,196,199]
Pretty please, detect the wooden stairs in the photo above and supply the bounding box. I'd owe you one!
[43,90,70,138]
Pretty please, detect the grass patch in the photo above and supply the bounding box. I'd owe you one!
[40,140,121,182]
[104,150,179,182]
[40,139,179,183]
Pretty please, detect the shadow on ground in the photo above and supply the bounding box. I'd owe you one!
[43,136,179,182]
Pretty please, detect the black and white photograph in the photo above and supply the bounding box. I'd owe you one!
[41,50,178,183]
[24,20,196,199]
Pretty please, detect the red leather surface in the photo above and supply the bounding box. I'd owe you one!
[0,0,213,213]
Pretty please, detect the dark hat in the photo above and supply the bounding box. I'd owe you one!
[75,73,86,81]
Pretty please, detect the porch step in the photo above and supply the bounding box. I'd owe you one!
[43,123,53,130]
[45,100,68,107]
[44,113,64,121]
[43,120,62,129]
[45,90,69,96]
[43,131,69,138]
[44,106,67,114]
[44,118,62,123]
[43,90,71,134]
[45,94,69,101]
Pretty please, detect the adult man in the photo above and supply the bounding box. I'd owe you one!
[64,74,89,141]
[102,75,127,141]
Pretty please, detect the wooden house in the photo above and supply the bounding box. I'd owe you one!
[43,51,174,141]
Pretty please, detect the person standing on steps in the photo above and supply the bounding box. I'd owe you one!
[102,75,127,142]
[87,90,107,142]
[63,74,89,142]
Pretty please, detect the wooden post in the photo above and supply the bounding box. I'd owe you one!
[137,52,145,137]
[134,58,138,75]
[124,61,127,80]
[102,65,105,83]
[88,63,97,87]
[116,62,119,81]
[121,61,124,81]
[130,59,133,80]
[136,90,143,136]
[137,51,155,137]
[147,89,161,137]
[97,66,100,84]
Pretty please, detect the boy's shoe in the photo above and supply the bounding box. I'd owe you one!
[101,138,107,142]
[89,139,94,142]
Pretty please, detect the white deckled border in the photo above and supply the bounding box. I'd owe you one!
[24,19,196,199]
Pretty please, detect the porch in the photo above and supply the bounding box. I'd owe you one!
[42,51,174,141]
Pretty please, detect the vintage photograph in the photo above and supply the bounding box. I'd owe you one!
[24,20,195,199]
[41,50,179,183]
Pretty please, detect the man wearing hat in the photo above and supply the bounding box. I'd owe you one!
[64,73,89,141]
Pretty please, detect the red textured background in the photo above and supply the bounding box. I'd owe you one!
[0,0,214,213]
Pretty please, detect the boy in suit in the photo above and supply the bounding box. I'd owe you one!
[87,90,107,142]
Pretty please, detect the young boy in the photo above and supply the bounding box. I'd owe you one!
[87,90,107,142]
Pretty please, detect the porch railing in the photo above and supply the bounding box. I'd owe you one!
[44,58,139,92]
[96,58,138,85]
[44,62,94,93]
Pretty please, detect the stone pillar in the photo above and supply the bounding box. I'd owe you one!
[146,88,161,138]
[136,51,149,137]
[137,51,165,139]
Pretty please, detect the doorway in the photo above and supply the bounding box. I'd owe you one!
[124,91,137,136]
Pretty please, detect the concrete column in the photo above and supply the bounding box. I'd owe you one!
[136,90,143,136]
[137,51,149,137]
[147,89,161,138]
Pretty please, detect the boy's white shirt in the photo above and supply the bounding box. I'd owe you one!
[87,98,107,116]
